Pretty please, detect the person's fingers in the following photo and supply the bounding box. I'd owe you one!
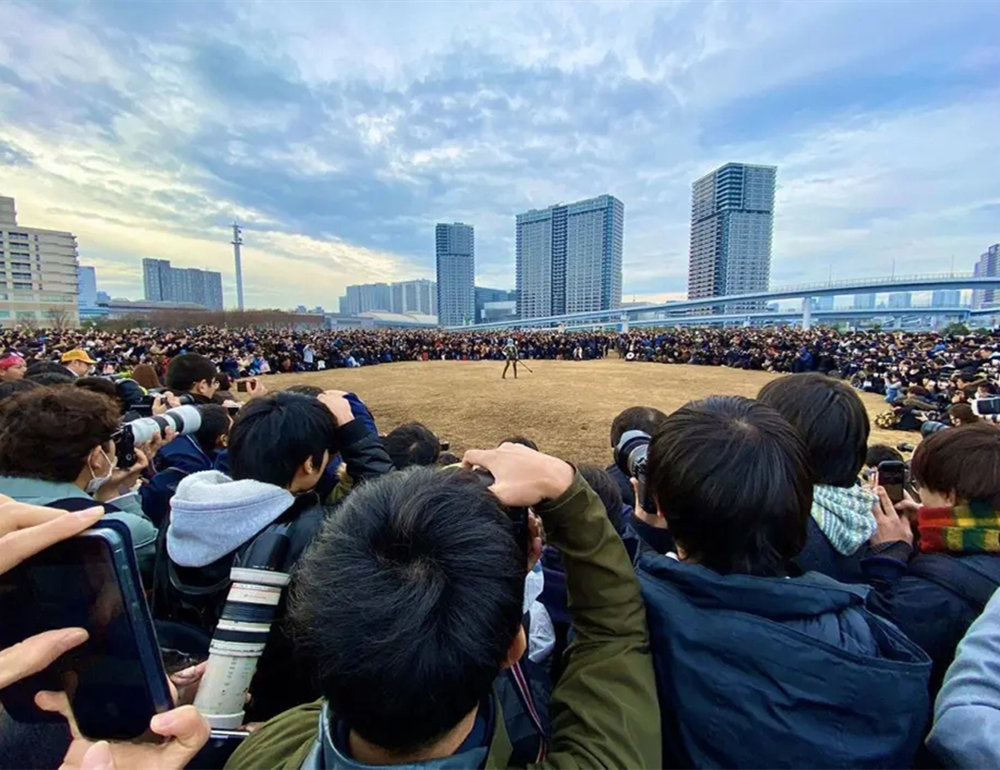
[169,661,206,686]
[79,741,116,770]
[0,507,104,573]
[35,690,84,739]
[876,487,897,518]
[149,705,211,763]
[0,628,88,689]
[461,449,494,471]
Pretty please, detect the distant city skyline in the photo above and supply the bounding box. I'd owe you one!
[1,2,995,308]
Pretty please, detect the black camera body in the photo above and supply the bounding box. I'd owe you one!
[132,389,198,417]
[615,430,656,514]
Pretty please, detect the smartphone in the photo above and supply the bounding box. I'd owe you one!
[878,460,907,505]
[236,380,249,393]
[0,519,174,740]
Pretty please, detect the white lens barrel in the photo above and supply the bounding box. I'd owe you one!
[193,568,291,729]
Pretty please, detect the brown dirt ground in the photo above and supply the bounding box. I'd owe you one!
[256,360,915,466]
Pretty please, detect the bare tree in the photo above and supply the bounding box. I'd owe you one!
[44,307,73,331]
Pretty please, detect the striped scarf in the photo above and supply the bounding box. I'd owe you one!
[811,484,878,555]
[919,501,1000,554]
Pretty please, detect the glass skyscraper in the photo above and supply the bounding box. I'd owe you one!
[435,223,475,326]
[515,194,623,320]
[688,163,776,312]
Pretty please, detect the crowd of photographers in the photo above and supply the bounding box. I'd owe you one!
[3,335,1000,768]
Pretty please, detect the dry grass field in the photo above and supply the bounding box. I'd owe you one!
[258,360,913,466]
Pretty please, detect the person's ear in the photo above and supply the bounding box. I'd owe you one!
[87,444,107,473]
[501,625,527,669]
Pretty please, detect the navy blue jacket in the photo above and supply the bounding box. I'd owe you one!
[140,435,216,529]
[793,516,866,583]
[634,548,931,768]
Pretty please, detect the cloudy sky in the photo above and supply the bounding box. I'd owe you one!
[0,0,997,308]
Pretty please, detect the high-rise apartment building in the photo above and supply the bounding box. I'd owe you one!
[688,163,776,312]
[142,258,223,310]
[888,292,912,310]
[436,223,475,326]
[932,290,962,308]
[339,282,394,315]
[515,194,623,320]
[0,195,79,328]
[973,244,1000,309]
[854,293,876,310]
[339,279,438,317]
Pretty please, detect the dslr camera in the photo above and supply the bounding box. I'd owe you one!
[615,430,656,514]
[113,405,203,469]
[132,389,198,417]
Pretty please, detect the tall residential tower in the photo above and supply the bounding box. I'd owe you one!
[435,223,475,326]
[688,163,776,311]
[515,194,623,319]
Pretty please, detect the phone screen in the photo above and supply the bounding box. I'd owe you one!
[236,380,248,392]
[878,461,907,505]
[0,532,171,740]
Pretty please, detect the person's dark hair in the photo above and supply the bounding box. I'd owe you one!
[648,395,812,577]
[499,436,538,451]
[25,361,68,378]
[978,382,997,396]
[74,376,119,401]
[911,422,1000,507]
[610,406,669,448]
[948,403,979,425]
[215,373,231,392]
[284,384,324,398]
[0,387,120,482]
[229,392,339,488]
[194,404,232,455]
[291,467,524,754]
[385,422,440,470]
[0,378,40,401]
[865,444,904,468]
[757,373,870,487]
[578,464,625,534]
[165,353,217,392]
[27,371,75,387]
[131,363,161,390]
[437,452,461,466]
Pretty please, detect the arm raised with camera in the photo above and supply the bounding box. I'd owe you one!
[318,391,393,485]
[463,445,661,770]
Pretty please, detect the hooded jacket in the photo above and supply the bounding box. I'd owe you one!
[139,434,218,529]
[634,546,931,768]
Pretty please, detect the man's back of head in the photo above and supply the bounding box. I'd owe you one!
[610,405,669,449]
[291,466,525,755]
[229,392,339,490]
[648,395,812,576]
[757,373,869,487]
[384,422,440,469]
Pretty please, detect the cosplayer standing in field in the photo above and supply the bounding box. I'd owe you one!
[502,337,519,380]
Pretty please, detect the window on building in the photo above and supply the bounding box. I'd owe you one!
[15,311,36,320]
[13,282,32,291]
[0,311,9,319]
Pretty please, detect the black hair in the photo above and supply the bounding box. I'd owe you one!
[24,361,68,378]
[229,392,339,488]
[384,422,440,470]
[0,378,40,401]
[648,395,812,577]
[912,422,1000,507]
[437,452,461,466]
[165,353,217,392]
[285,384,324,398]
[216,373,232,391]
[578,465,625,534]
[757,373,870,487]
[610,406,669,448]
[865,444,904,468]
[27,372,75,387]
[499,436,539,451]
[194,404,232,455]
[291,467,524,754]
[74,376,119,400]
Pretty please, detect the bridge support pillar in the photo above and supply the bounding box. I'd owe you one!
[801,297,812,331]
[621,313,629,333]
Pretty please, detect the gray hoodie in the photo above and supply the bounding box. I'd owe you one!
[167,470,295,568]
[927,587,1000,768]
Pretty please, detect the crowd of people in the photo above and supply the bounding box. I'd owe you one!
[3,324,1000,769]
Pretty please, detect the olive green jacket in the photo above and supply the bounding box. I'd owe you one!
[225,474,661,770]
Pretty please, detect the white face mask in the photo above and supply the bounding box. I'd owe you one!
[85,448,114,496]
